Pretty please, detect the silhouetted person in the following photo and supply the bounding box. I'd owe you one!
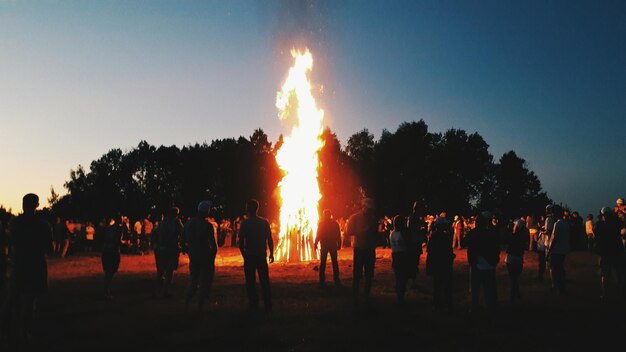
[0,220,7,295]
[238,199,274,312]
[465,211,499,314]
[389,214,412,305]
[426,212,454,313]
[346,198,378,307]
[585,214,595,251]
[1,193,52,350]
[537,204,555,282]
[506,218,529,303]
[315,209,342,287]
[183,201,218,313]
[152,207,184,299]
[593,207,626,301]
[52,216,68,258]
[101,215,123,300]
[547,205,570,296]
[407,201,427,282]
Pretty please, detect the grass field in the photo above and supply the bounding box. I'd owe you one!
[16,246,626,351]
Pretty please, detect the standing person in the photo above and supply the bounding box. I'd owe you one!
[141,214,154,255]
[526,215,538,251]
[407,202,427,288]
[346,198,378,307]
[569,211,583,251]
[506,218,529,303]
[52,216,68,258]
[537,205,555,282]
[0,220,7,294]
[101,215,123,300]
[593,207,626,301]
[84,221,95,253]
[152,207,184,299]
[426,212,455,313]
[0,194,52,349]
[452,215,463,249]
[585,214,595,251]
[315,209,342,287]
[183,201,218,313]
[389,215,412,306]
[547,205,570,296]
[465,211,500,315]
[238,199,274,312]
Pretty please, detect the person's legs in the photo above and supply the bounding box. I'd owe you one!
[444,270,453,312]
[319,247,329,286]
[537,251,546,282]
[363,249,376,301]
[330,249,340,284]
[61,239,69,258]
[185,263,200,311]
[551,254,566,294]
[244,259,259,310]
[433,274,442,311]
[352,248,364,304]
[257,258,272,311]
[470,265,481,311]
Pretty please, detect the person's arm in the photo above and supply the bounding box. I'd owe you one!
[209,222,218,256]
[266,222,274,263]
[315,223,321,249]
[238,222,246,257]
[334,222,341,250]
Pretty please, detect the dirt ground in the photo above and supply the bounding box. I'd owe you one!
[19,246,626,351]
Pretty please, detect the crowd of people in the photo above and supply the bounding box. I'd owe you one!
[1,192,625,350]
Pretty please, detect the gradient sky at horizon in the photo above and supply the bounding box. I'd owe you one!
[1,0,625,217]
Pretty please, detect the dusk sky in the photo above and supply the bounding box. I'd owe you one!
[1,0,624,218]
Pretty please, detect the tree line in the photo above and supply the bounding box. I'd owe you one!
[38,119,550,224]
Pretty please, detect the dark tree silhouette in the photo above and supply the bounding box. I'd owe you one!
[52,122,551,225]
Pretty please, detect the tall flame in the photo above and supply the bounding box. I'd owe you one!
[274,48,324,262]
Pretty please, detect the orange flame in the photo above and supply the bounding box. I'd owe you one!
[274,48,324,262]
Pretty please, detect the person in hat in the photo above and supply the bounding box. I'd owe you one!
[346,197,378,306]
[183,200,218,313]
[238,199,274,312]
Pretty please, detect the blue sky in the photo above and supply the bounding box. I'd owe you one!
[1,0,624,217]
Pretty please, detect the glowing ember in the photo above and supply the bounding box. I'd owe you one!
[274,48,324,262]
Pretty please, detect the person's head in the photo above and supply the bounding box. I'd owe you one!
[545,204,553,215]
[22,193,39,214]
[362,198,375,212]
[197,200,213,218]
[617,198,624,206]
[322,209,332,221]
[551,205,563,218]
[572,211,579,218]
[393,214,407,232]
[167,207,180,219]
[601,206,613,220]
[587,214,594,221]
[439,212,447,219]
[246,199,260,216]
